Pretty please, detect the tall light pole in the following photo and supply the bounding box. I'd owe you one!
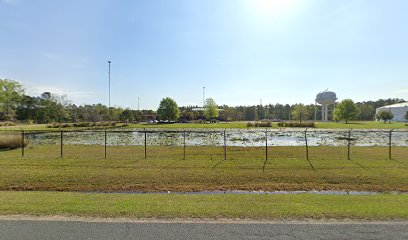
[108,60,111,109]
[202,87,205,107]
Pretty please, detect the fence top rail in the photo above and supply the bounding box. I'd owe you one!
[0,128,407,134]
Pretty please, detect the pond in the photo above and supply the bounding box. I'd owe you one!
[24,129,408,147]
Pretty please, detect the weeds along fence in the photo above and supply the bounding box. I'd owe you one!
[0,129,407,162]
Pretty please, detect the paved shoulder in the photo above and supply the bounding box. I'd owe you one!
[1,220,407,240]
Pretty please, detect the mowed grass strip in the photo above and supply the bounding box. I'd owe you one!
[0,145,407,192]
[315,121,408,129]
[1,191,407,220]
[1,121,406,131]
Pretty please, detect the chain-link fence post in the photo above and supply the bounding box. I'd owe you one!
[144,128,147,159]
[304,128,309,160]
[60,130,63,158]
[389,129,394,160]
[21,130,25,157]
[104,130,107,159]
[224,129,227,160]
[263,129,269,172]
[265,129,268,161]
[183,130,186,160]
[347,129,352,160]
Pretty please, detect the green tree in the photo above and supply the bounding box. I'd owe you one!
[291,104,309,123]
[0,79,24,121]
[204,98,219,121]
[16,95,39,122]
[157,97,180,121]
[357,104,375,120]
[119,109,134,124]
[376,110,394,123]
[52,94,70,123]
[405,111,408,121]
[219,106,238,122]
[333,99,360,124]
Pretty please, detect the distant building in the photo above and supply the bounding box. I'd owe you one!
[192,107,223,112]
[192,107,205,112]
[141,114,157,121]
[375,102,408,122]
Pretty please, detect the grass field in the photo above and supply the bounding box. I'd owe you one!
[0,124,122,131]
[0,121,406,131]
[315,121,407,129]
[98,121,408,129]
[1,191,407,220]
[1,145,407,192]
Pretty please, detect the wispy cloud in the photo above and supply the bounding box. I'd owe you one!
[43,52,64,60]
[24,84,103,104]
[394,89,408,94]
[2,0,17,5]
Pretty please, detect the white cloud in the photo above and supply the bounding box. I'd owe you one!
[24,84,103,105]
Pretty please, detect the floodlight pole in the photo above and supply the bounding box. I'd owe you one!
[108,60,111,109]
[203,87,205,107]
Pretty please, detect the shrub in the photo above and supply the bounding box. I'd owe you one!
[0,121,16,127]
[376,110,394,123]
[73,122,91,127]
[0,134,28,150]
[92,122,116,127]
[259,120,272,127]
[247,121,272,127]
[46,122,74,128]
[46,122,58,128]
[277,122,315,128]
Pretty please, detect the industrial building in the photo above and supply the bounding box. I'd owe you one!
[375,102,408,122]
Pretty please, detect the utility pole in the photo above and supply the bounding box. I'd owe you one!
[138,97,140,111]
[108,60,111,109]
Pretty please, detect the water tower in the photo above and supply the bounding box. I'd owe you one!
[315,90,337,121]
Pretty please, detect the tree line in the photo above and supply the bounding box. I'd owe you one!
[0,79,405,123]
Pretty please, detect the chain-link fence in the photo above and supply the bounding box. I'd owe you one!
[1,129,407,163]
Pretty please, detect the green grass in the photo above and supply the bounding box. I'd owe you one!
[1,121,407,131]
[1,145,407,192]
[126,122,249,129]
[124,121,408,129]
[0,123,125,131]
[315,121,407,129]
[1,191,407,219]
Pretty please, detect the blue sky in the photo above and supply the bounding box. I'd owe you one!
[1,0,407,109]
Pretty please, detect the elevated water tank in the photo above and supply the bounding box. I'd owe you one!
[316,90,337,121]
[316,91,337,105]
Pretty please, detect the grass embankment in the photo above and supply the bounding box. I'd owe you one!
[127,121,407,129]
[1,145,407,192]
[1,121,407,130]
[315,121,407,129]
[126,122,249,129]
[1,191,407,219]
[0,124,124,131]
[0,135,28,150]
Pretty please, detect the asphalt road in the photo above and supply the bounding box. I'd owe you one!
[1,220,407,240]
